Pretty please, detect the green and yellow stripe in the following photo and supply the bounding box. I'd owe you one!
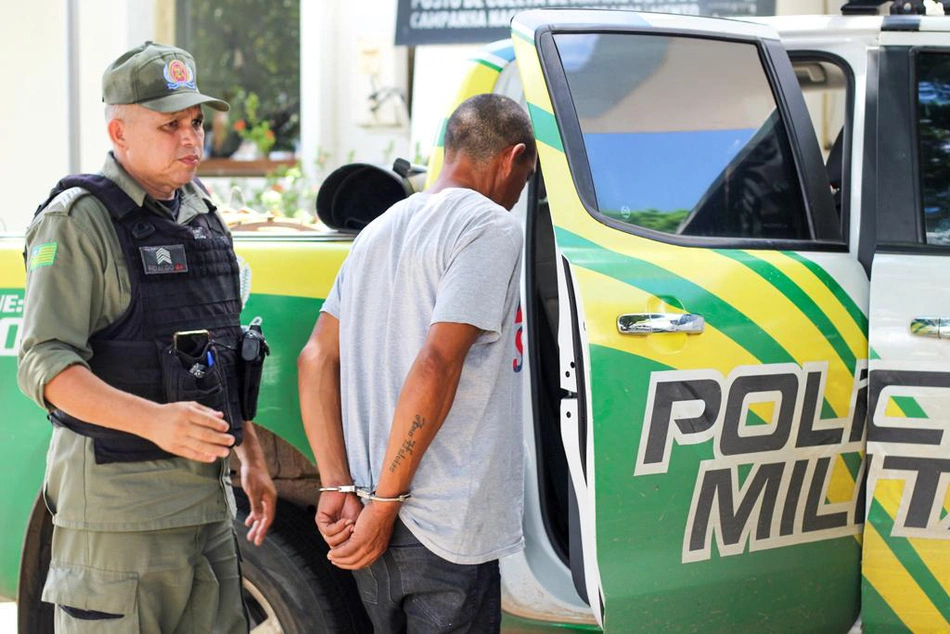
[864,486,950,632]
[235,240,349,300]
[864,382,950,633]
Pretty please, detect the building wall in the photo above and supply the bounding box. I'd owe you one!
[2,0,68,234]
[1,0,151,235]
[778,0,827,13]
[301,0,413,181]
[77,1,154,174]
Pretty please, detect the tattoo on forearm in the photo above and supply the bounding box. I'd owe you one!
[389,414,427,473]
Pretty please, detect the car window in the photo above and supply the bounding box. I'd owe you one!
[917,52,950,246]
[553,33,810,240]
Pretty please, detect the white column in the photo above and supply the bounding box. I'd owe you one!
[0,0,67,233]
[301,0,340,183]
[77,1,137,173]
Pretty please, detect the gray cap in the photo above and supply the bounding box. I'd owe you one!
[102,41,229,112]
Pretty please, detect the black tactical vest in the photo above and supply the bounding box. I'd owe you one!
[34,174,245,464]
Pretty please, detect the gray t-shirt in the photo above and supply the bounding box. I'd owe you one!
[322,188,524,565]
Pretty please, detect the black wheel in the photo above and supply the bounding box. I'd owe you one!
[234,490,371,633]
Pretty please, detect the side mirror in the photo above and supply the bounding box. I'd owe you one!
[315,159,426,232]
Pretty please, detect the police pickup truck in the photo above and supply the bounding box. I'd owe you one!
[2,2,950,632]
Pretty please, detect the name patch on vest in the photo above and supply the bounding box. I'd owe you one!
[140,245,188,274]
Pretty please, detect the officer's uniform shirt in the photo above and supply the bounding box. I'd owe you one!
[17,153,234,532]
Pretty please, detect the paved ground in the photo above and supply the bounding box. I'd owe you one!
[0,600,864,632]
[1,602,15,631]
[0,602,16,634]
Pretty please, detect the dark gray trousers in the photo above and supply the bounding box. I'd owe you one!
[352,519,501,634]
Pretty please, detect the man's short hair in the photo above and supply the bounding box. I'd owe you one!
[104,103,129,122]
[443,94,535,164]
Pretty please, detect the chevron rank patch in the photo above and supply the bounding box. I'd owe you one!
[29,242,58,270]
[140,244,188,274]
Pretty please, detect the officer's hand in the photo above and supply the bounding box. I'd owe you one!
[316,491,361,548]
[145,402,235,462]
[242,460,276,546]
[327,500,399,570]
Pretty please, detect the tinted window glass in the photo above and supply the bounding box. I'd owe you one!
[918,53,950,246]
[553,33,809,240]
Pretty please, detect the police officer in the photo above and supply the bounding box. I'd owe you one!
[17,42,276,632]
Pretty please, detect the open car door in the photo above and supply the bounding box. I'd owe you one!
[861,31,950,633]
[512,10,868,631]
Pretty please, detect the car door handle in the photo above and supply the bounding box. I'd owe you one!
[910,317,950,338]
[617,313,705,335]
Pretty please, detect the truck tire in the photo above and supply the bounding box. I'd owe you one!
[234,490,371,633]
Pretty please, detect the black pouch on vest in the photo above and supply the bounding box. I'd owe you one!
[159,334,232,427]
[239,319,269,420]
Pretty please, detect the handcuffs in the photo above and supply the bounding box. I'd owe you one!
[318,484,411,503]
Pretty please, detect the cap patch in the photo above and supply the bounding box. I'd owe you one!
[163,60,196,91]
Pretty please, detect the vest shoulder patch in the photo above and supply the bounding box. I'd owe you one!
[43,187,94,217]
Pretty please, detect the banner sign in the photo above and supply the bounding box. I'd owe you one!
[395,0,777,45]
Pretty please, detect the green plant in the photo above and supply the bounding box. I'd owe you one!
[382,140,396,164]
[413,141,426,166]
[214,144,374,227]
[216,162,317,222]
[182,0,300,153]
[314,145,333,179]
[232,91,276,157]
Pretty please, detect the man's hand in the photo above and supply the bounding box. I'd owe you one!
[241,458,277,546]
[316,491,361,547]
[144,402,235,462]
[327,501,400,570]
[299,313,364,548]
